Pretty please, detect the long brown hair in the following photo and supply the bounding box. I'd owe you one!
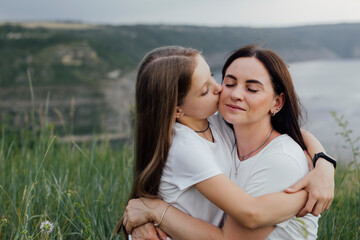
[222,44,306,150]
[115,46,199,235]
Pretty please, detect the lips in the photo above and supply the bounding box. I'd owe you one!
[225,104,245,111]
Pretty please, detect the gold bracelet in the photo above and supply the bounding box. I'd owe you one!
[154,203,171,227]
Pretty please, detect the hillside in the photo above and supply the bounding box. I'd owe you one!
[1,22,360,87]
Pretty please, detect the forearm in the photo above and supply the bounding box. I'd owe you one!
[301,129,325,157]
[152,191,307,240]
[249,190,307,228]
[157,205,224,240]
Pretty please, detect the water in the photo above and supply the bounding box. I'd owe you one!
[290,59,360,159]
[214,59,360,160]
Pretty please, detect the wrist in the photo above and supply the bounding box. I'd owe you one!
[314,158,335,175]
[313,152,336,169]
[150,200,168,223]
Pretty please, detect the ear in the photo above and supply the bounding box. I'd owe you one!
[175,106,184,119]
[270,93,285,116]
[275,92,285,109]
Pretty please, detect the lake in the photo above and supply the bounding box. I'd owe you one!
[214,59,360,161]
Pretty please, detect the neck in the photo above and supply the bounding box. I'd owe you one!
[178,116,208,131]
[233,120,279,160]
[178,117,213,141]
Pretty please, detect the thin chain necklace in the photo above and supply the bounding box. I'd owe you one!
[194,121,210,133]
[234,128,273,178]
[239,128,274,161]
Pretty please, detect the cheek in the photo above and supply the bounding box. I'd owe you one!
[250,96,274,113]
[219,88,228,103]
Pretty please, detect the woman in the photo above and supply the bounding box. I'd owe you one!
[119,45,335,239]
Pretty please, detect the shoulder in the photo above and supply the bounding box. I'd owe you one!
[208,113,232,133]
[169,123,216,169]
[251,135,309,181]
[208,113,236,145]
[244,135,309,194]
[172,123,212,156]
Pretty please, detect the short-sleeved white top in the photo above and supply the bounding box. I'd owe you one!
[232,133,319,240]
[158,114,234,226]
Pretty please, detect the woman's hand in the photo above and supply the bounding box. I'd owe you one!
[131,223,170,240]
[286,129,335,217]
[285,159,334,217]
[123,198,168,233]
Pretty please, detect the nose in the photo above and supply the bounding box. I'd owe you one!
[230,86,245,101]
[214,82,222,94]
[211,77,222,95]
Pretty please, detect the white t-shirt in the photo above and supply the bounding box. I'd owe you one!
[158,116,233,226]
[232,133,319,240]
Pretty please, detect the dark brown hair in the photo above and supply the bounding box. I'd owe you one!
[222,44,306,150]
[114,46,199,235]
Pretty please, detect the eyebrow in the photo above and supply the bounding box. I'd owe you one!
[224,74,264,86]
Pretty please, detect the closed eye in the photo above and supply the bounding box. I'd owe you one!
[247,87,258,93]
[201,88,209,96]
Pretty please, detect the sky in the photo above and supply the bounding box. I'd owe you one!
[1,0,360,27]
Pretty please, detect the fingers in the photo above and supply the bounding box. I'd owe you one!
[285,177,307,193]
[156,227,170,240]
[311,202,322,216]
[132,223,159,240]
[124,214,134,234]
[297,197,316,217]
[325,198,333,211]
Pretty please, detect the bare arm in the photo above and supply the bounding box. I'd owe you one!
[123,173,307,237]
[194,174,307,229]
[124,186,306,240]
[286,129,335,216]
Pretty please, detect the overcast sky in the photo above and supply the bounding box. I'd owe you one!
[1,0,360,27]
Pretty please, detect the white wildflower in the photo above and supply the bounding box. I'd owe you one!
[40,220,54,234]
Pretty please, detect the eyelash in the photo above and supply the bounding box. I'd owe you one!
[247,88,258,93]
[201,89,209,96]
[224,84,258,93]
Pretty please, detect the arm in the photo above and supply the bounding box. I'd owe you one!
[125,187,306,240]
[124,147,312,239]
[124,174,307,236]
[286,129,335,216]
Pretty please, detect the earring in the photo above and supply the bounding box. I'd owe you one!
[276,107,280,110]
[272,111,276,117]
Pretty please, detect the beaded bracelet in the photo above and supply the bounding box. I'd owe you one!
[154,203,172,227]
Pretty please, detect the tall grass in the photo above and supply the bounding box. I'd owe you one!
[0,126,133,239]
[316,112,359,239]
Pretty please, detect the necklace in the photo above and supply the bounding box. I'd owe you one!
[194,121,210,133]
[239,128,274,161]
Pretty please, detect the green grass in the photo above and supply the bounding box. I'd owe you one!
[0,112,359,239]
[0,127,133,239]
[316,113,360,239]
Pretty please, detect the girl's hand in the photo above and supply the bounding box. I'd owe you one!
[123,198,167,233]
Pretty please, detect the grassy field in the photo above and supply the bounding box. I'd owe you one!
[0,116,359,239]
[0,127,133,239]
